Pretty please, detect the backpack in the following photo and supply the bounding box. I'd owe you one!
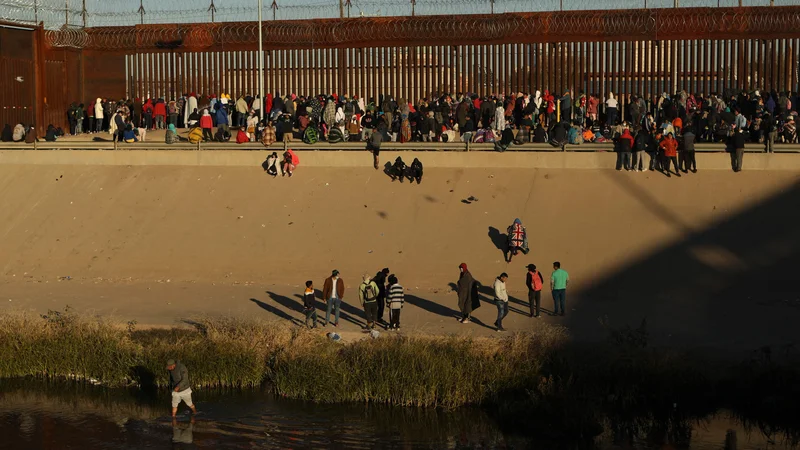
[363,282,377,302]
[303,126,318,144]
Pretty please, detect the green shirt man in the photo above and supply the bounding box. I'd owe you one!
[550,262,569,316]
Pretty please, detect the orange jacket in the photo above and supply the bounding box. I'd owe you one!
[659,136,678,157]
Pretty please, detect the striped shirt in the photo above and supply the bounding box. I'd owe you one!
[387,283,404,310]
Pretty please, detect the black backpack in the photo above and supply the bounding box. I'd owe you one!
[363,283,378,302]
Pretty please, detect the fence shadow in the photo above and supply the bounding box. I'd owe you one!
[565,180,800,351]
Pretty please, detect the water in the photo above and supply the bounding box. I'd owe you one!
[0,380,795,450]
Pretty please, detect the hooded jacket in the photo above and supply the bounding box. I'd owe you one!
[94,98,104,120]
[618,129,634,151]
[200,110,213,129]
[0,124,12,142]
[457,263,478,315]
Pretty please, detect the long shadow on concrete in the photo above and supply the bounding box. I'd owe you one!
[566,178,800,353]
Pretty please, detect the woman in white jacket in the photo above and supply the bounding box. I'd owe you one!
[94,98,104,133]
[494,105,506,132]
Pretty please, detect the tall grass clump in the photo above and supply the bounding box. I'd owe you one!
[269,326,568,408]
[0,308,139,386]
[133,316,295,389]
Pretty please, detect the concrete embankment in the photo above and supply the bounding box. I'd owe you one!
[0,151,798,349]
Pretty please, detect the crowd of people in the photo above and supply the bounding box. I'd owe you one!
[3,87,795,148]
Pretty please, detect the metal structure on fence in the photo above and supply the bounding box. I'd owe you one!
[2,6,800,132]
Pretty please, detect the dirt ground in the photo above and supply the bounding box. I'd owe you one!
[1,163,798,350]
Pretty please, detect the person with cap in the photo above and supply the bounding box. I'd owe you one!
[526,264,544,318]
[373,268,390,327]
[359,273,380,330]
[550,261,570,317]
[322,269,345,327]
[457,263,478,323]
[493,273,509,332]
[166,359,197,418]
[386,274,405,330]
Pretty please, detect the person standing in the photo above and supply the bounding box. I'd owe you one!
[322,270,345,327]
[526,264,544,318]
[732,127,746,172]
[166,359,198,418]
[493,273,509,332]
[457,263,478,323]
[386,274,405,330]
[358,274,380,330]
[659,133,680,177]
[302,280,318,329]
[763,113,777,153]
[373,268,390,327]
[550,262,569,317]
[680,126,697,173]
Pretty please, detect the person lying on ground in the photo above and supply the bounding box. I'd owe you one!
[263,151,280,177]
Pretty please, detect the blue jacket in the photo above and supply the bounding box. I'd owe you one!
[215,107,228,125]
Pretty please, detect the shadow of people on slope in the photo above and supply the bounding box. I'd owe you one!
[488,226,508,261]
[289,289,365,328]
[405,294,461,320]
[250,297,302,326]
[478,284,528,316]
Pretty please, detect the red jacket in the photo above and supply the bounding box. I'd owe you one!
[659,136,678,157]
[236,129,249,144]
[153,101,166,116]
[199,114,213,129]
[619,130,634,150]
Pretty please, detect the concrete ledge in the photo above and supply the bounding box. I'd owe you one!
[2,149,800,170]
[2,141,799,153]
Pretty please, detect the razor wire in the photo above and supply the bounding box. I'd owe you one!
[5,0,800,31]
[36,6,800,50]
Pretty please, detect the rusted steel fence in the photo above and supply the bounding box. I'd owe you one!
[8,6,800,131]
[123,39,799,105]
[96,7,800,104]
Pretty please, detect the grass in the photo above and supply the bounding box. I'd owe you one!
[1,309,799,443]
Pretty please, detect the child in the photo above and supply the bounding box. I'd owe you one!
[303,280,318,329]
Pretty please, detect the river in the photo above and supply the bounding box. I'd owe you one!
[0,380,795,449]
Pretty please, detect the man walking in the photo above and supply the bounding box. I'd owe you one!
[457,263,477,323]
[526,264,544,318]
[386,274,405,330]
[359,274,380,330]
[493,273,509,332]
[550,261,569,316]
[166,359,197,418]
[322,269,345,327]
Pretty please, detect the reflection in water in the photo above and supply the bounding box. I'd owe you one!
[172,417,194,445]
[0,380,796,449]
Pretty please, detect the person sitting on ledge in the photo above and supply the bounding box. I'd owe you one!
[236,127,249,144]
